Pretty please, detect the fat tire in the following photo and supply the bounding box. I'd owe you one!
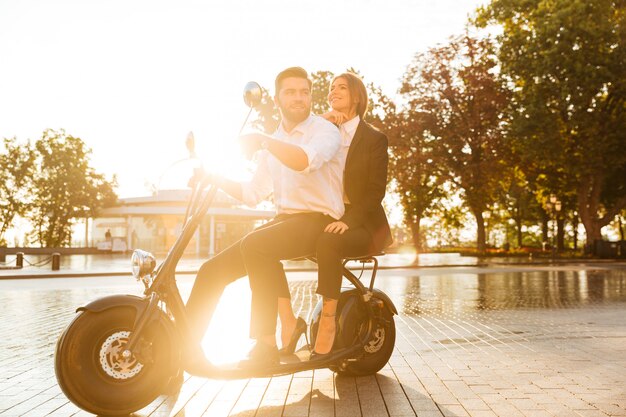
[55,306,177,416]
[334,306,396,376]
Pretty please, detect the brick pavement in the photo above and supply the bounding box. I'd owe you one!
[0,265,625,416]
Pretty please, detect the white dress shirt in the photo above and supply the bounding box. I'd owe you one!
[241,114,345,220]
[339,115,360,204]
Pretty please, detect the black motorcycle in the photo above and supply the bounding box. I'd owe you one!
[54,82,397,416]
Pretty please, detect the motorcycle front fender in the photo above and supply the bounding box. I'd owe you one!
[77,294,149,315]
[73,294,181,363]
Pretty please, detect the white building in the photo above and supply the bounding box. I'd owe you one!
[94,189,274,255]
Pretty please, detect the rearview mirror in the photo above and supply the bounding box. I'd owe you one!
[243,81,263,108]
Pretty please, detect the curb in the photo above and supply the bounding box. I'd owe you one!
[3,260,625,280]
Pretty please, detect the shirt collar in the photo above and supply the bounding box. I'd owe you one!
[341,115,360,137]
[276,114,314,137]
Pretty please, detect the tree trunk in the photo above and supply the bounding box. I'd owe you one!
[541,212,549,246]
[557,217,565,251]
[573,213,579,250]
[577,174,626,246]
[474,211,486,252]
[408,216,423,254]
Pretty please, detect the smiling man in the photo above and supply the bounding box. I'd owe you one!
[184,67,343,371]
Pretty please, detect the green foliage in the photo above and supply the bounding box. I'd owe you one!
[310,70,334,115]
[28,129,117,247]
[0,137,36,244]
[399,32,512,251]
[252,87,280,134]
[478,0,626,243]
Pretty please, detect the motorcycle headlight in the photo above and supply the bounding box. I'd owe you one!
[131,249,156,280]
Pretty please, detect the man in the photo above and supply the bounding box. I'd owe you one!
[185,66,343,371]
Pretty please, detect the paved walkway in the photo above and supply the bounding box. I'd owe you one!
[1,262,625,416]
[0,252,475,279]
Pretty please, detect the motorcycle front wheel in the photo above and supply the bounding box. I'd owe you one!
[55,305,179,416]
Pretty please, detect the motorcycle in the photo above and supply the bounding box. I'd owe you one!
[54,82,398,416]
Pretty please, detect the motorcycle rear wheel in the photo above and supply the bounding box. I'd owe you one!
[335,305,395,376]
[55,306,178,416]
[310,290,396,376]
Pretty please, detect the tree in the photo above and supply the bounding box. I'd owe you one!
[28,129,118,247]
[385,107,447,252]
[478,0,626,245]
[0,137,35,245]
[310,70,334,114]
[400,33,511,251]
[252,87,279,134]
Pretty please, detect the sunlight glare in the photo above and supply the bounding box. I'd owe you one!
[201,278,253,365]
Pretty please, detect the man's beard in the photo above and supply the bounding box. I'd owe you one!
[280,105,310,126]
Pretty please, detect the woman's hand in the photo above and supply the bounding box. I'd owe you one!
[320,110,348,126]
[324,221,349,234]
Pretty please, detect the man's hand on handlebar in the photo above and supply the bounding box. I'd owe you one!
[324,221,349,234]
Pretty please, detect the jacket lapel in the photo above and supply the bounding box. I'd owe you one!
[345,120,366,168]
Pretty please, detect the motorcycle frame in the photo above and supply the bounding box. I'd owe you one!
[124,174,387,371]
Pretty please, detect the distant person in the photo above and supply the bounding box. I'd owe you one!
[105,229,112,241]
[277,72,392,358]
[184,66,343,370]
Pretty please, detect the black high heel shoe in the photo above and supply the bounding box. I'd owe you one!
[279,317,307,355]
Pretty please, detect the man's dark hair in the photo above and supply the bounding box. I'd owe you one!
[275,66,312,94]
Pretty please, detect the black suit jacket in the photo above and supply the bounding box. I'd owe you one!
[341,120,393,252]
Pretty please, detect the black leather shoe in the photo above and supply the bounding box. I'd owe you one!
[239,342,279,369]
[279,317,308,355]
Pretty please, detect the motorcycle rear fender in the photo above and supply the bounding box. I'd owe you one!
[369,288,398,315]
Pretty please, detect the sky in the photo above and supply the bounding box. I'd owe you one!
[0,0,486,198]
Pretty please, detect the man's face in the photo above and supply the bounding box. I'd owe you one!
[274,77,311,125]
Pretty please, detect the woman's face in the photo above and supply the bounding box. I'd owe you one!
[328,77,355,114]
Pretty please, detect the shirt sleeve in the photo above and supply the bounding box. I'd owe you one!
[241,151,273,207]
[299,119,341,174]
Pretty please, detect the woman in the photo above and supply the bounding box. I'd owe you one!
[278,72,392,357]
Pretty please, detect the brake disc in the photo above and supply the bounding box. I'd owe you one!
[364,326,385,353]
[99,331,144,380]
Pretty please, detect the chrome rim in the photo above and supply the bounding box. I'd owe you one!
[99,331,143,380]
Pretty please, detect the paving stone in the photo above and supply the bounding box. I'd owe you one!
[1,266,625,416]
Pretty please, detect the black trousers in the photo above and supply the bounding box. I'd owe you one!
[315,226,373,300]
[185,212,332,340]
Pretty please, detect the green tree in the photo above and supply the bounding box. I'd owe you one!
[385,107,446,252]
[0,137,36,244]
[252,87,279,134]
[311,70,334,114]
[478,0,626,245]
[29,129,118,247]
[400,33,511,251]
